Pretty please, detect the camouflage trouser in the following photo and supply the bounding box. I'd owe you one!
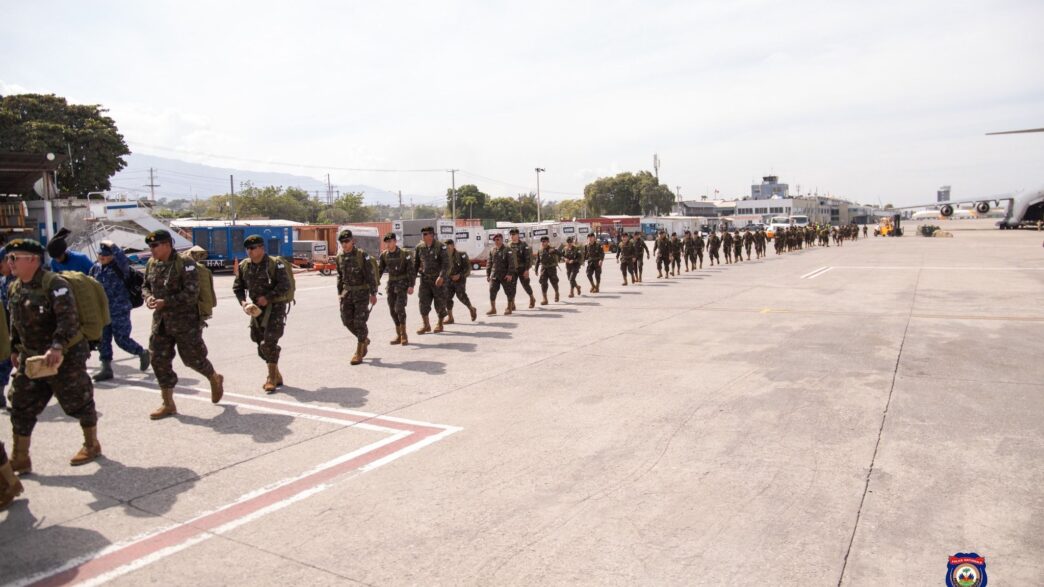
[635,255,644,277]
[538,268,559,294]
[620,257,634,279]
[386,281,409,326]
[517,272,534,297]
[710,248,720,264]
[672,253,681,271]
[745,243,752,258]
[445,277,472,311]
[656,255,670,274]
[340,289,371,342]
[565,263,580,290]
[734,244,743,261]
[10,340,97,436]
[585,262,601,285]
[249,302,287,364]
[417,276,447,318]
[99,308,144,361]
[150,317,216,390]
[695,249,703,266]
[489,274,516,302]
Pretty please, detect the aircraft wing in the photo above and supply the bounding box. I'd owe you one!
[887,194,1013,211]
[986,128,1044,135]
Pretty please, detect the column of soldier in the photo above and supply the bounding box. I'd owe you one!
[0,221,864,509]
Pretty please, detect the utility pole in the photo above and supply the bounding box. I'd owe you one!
[145,167,160,201]
[410,197,415,220]
[535,167,545,222]
[448,169,459,222]
[326,173,333,205]
[229,174,236,226]
[398,190,403,220]
[676,185,681,202]
[653,154,660,181]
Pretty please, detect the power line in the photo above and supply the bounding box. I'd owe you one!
[129,142,448,173]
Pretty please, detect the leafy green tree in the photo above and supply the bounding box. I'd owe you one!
[582,171,675,216]
[446,184,488,219]
[556,198,586,220]
[0,93,130,197]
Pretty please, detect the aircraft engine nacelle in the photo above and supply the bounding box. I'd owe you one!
[975,201,990,214]
[939,204,954,217]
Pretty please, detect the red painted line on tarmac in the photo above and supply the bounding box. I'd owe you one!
[22,395,455,587]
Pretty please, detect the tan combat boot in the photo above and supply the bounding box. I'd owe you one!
[70,426,101,466]
[361,338,370,358]
[417,316,432,335]
[398,325,409,345]
[444,310,455,325]
[151,388,178,420]
[0,459,24,510]
[554,288,559,302]
[486,302,497,316]
[505,300,514,315]
[528,295,536,309]
[657,270,662,278]
[264,363,280,393]
[350,341,365,365]
[433,316,444,333]
[568,288,574,298]
[209,373,224,404]
[11,435,31,475]
[390,325,402,345]
[541,294,548,305]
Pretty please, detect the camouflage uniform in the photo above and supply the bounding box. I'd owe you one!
[633,236,649,281]
[534,244,561,301]
[583,240,604,290]
[445,248,474,315]
[232,255,291,363]
[654,235,671,276]
[732,233,744,262]
[413,240,450,319]
[9,268,97,437]
[693,234,705,268]
[144,255,217,390]
[89,246,145,363]
[708,233,721,265]
[617,239,636,284]
[378,246,415,328]
[670,235,682,274]
[722,232,734,263]
[336,248,378,342]
[486,243,517,306]
[561,243,584,294]
[743,231,754,260]
[683,234,696,270]
[507,240,535,302]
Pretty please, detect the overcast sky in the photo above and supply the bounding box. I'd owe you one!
[2,0,1043,205]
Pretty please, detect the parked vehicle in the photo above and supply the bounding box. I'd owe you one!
[190,225,294,270]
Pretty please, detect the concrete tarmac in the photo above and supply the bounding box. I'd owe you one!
[1,223,1042,585]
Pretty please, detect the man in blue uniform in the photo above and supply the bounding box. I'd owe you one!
[89,241,150,381]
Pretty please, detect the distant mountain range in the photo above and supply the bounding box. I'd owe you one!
[111,153,417,206]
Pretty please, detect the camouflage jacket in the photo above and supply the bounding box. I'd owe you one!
[413,241,449,281]
[486,245,517,279]
[534,247,561,273]
[447,250,472,280]
[507,241,533,271]
[233,255,291,306]
[378,247,416,290]
[9,268,80,355]
[144,254,202,326]
[336,248,377,296]
[583,243,604,264]
[561,246,583,266]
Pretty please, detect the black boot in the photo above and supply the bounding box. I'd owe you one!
[93,360,114,382]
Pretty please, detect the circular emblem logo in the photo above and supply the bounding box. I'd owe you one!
[951,563,981,587]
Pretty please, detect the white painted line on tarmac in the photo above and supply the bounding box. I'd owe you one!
[16,387,461,587]
[805,266,833,280]
[800,266,831,279]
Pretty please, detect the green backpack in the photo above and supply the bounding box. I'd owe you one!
[148,255,217,320]
[266,255,296,304]
[41,271,111,346]
[337,249,379,282]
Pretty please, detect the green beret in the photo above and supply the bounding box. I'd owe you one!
[382,232,397,242]
[338,229,353,242]
[145,229,173,245]
[243,234,264,248]
[6,238,44,255]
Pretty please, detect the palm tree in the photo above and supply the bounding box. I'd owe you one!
[461,193,478,218]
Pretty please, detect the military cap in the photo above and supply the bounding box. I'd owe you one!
[98,242,116,256]
[586,232,596,238]
[566,236,574,243]
[145,229,173,245]
[420,225,435,234]
[507,228,519,235]
[6,238,45,255]
[383,231,397,242]
[492,233,503,240]
[540,236,549,242]
[444,239,455,246]
[338,229,353,242]
[244,234,264,248]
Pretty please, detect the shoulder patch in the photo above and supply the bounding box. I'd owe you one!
[276,263,285,269]
[185,264,196,272]
[54,287,69,296]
